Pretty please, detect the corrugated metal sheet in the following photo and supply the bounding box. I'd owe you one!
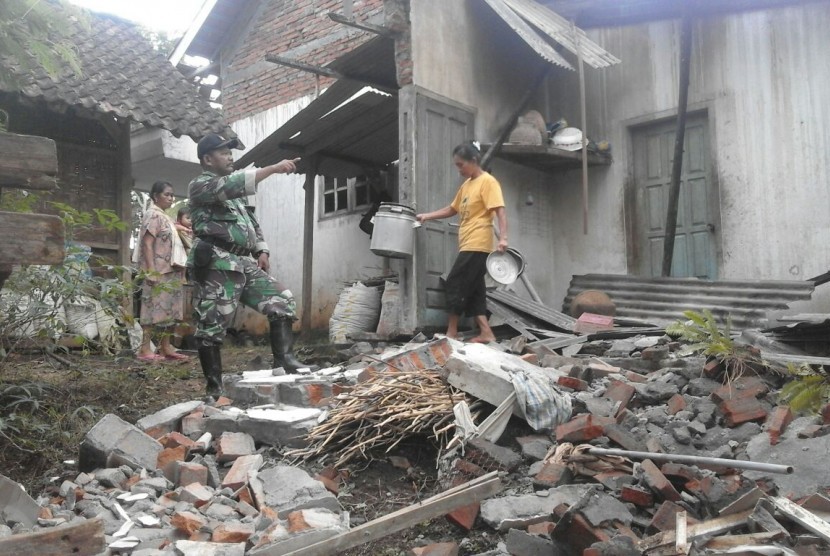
[234,80,398,177]
[564,274,815,330]
[492,0,622,68]
[488,289,578,331]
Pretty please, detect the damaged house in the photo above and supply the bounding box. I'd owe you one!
[171,0,830,334]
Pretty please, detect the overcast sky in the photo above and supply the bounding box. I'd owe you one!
[66,0,205,36]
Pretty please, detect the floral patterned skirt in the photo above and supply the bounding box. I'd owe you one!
[140,270,186,326]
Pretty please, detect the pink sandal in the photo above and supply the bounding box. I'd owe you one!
[164,352,191,361]
[137,353,164,362]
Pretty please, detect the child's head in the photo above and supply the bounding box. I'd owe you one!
[177,205,192,227]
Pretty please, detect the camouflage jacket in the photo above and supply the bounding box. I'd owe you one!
[187,169,268,272]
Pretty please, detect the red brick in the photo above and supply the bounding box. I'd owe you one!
[604,380,636,412]
[446,500,478,531]
[318,466,340,480]
[212,522,254,543]
[648,501,684,533]
[533,462,573,488]
[766,405,794,445]
[515,353,537,366]
[216,432,255,463]
[640,459,681,502]
[552,507,611,553]
[214,396,233,407]
[711,376,769,404]
[621,485,654,507]
[821,403,830,425]
[624,371,648,383]
[179,483,213,507]
[221,454,263,491]
[666,394,686,415]
[558,376,589,391]
[798,424,830,438]
[176,462,208,487]
[527,521,555,537]
[287,510,311,533]
[157,445,187,479]
[315,474,339,495]
[720,396,768,427]
[159,431,198,450]
[703,358,724,378]
[171,510,207,536]
[556,414,616,443]
[454,458,486,478]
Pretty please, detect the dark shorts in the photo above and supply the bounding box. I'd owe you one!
[445,251,489,317]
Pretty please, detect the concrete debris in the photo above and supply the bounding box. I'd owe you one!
[8,330,830,555]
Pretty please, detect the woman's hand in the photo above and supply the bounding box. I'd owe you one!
[497,237,508,252]
[416,213,428,224]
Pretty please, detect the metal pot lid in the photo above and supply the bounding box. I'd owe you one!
[486,251,521,285]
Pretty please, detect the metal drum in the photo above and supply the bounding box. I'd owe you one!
[369,203,419,258]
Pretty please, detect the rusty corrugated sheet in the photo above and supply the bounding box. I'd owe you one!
[563,274,815,329]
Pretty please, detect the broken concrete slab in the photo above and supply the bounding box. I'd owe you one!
[480,484,595,532]
[256,465,340,518]
[136,400,204,439]
[745,417,830,499]
[205,406,322,449]
[216,432,256,463]
[0,473,39,527]
[79,414,162,472]
[248,508,349,555]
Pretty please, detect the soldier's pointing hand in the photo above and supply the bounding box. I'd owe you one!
[273,158,301,174]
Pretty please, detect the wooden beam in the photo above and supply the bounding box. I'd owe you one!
[0,211,65,266]
[771,497,830,543]
[277,472,502,556]
[301,159,320,335]
[661,15,693,277]
[0,131,58,190]
[328,12,400,37]
[265,56,398,95]
[0,516,104,556]
[115,121,133,273]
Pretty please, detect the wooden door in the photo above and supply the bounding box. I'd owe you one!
[399,87,476,328]
[632,115,718,278]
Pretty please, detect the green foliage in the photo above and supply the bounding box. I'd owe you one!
[666,309,735,358]
[0,204,137,364]
[779,363,830,414]
[0,0,88,88]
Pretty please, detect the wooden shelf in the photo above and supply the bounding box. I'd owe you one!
[482,143,612,173]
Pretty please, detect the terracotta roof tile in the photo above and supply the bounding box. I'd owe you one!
[0,12,231,140]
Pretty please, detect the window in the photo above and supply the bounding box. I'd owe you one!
[320,175,377,217]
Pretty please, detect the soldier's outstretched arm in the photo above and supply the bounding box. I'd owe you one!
[255,158,300,184]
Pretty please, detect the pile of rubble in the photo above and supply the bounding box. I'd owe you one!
[3,332,830,555]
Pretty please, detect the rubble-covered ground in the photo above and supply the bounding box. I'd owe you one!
[3,330,830,555]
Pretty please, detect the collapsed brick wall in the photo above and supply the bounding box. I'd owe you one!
[222,0,386,123]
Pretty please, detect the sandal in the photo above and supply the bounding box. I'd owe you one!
[137,353,164,362]
[163,352,191,361]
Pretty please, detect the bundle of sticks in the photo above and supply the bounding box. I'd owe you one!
[287,369,474,467]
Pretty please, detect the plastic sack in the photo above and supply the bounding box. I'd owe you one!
[65,296,100,340]
[375,281,401,337]
[329,282,382,344]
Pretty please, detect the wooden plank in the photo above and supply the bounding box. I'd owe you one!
[0,132,58,190]
[771,497,830,543]
[639,510,752,552]
[0,516,104,555]
[700,532,781,549]
[277,473,502,556]
[0,212,65,265]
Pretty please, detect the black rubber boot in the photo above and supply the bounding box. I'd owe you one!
[270,319,317,373]
[197,344,223,398]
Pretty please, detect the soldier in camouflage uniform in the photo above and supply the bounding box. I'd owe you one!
[188,133,314,397]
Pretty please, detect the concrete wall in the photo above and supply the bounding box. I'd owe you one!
[411,0,830,310]
[232,98,390,330]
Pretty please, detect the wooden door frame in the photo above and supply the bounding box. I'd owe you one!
[397,85,477,332]
[623,102,723,277]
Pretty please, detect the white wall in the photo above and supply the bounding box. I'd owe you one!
[410,0,830,310]
[232,98,390,329]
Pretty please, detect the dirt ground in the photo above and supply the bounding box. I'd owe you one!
[0,341,504,555]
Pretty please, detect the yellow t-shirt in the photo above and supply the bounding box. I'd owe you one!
[450,172,505,252]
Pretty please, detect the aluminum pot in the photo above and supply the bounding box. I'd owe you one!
[370,203,420,258]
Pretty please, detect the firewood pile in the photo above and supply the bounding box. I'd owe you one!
[287,369,476,467]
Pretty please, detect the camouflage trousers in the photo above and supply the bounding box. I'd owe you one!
[192,258,296,345]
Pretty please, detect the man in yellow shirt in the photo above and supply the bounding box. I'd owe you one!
[416,143,508,343]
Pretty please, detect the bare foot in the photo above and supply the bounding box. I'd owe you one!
[468,336,496,344]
